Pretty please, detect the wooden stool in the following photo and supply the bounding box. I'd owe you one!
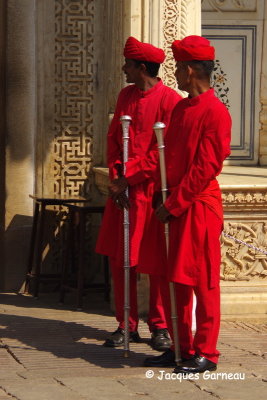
[25,194,87,298]
[60,202,109,310]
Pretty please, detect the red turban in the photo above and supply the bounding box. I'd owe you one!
[172,35,215,61]
[124,36,165,64]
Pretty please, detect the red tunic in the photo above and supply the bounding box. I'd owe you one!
[96,79,181,269]
[163,89,231,287]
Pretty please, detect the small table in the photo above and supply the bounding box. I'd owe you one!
[60,202,109,310]
[25,194,88,298]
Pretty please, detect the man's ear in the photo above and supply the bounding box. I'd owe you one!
[139,63,147,73]
[187,64,194,77]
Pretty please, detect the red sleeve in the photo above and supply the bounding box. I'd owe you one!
[164,110,231,217]
[107,91,124,180]
[125,91,181,186]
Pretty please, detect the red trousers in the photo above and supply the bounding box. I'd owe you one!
[160,264,221,364]
[110,258,167,332]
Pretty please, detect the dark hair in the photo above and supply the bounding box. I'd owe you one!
[133,60,160,77]
[187,60,215,79]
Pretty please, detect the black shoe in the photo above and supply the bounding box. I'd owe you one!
[144,349,194,367]
[151,328,171,351]
[103,328,141,347]
[143,349,176,367]
[173,355,217,374]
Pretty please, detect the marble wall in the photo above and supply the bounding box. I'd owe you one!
[202,0,266,165]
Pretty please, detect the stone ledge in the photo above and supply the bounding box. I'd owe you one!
[93,167,109,196]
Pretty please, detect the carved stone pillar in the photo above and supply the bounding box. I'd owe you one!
[259,3,267,165]
[161,0,201,90]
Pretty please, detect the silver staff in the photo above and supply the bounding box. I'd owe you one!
[153,121,181,364]
[120,115,132,358]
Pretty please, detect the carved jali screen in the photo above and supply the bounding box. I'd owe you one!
[54,0,94,196]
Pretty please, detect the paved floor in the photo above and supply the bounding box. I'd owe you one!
[0,291,266,400]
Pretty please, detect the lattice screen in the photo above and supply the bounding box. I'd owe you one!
[54,0,94,195]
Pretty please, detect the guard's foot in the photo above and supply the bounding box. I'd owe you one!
[103,328,141,347]
[143,349,176,367]
[150,328,171,351]
[173,355,217,374]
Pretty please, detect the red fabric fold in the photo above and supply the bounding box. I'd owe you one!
[196,180,223,223]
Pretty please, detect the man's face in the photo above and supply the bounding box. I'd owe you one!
[122,58,141,83]
[174,61,190,91]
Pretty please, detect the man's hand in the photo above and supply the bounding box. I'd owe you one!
[152,191,163,210]
[108,176,130,209]
[108,176,128,200]
[114,192,130,210]
[155,204,171,223]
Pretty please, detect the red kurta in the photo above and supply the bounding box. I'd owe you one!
[163,89,231,287]
[96,79,181,270]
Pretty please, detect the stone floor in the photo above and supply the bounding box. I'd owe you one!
[0,291,266,400]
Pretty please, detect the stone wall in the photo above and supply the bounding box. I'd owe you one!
[1,0,266,310]
[219,176,267,318]
[0,0,202,290]
[202,0,266,165]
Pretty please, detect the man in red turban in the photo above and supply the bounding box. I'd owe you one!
[144,35,232,373]
[96,36,181,350]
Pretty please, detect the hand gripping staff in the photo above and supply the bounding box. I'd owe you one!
[120,115,132,358]
[153,122,182,365]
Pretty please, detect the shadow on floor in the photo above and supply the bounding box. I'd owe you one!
[0,292,154,370]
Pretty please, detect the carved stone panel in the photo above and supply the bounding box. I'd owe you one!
[202,0,257,12]
[53,0,94,196]
[161,0,180,89]
[221,221,267,281]
[222,189,267,211]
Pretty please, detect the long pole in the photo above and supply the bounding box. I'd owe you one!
[120,115,132,358]
[153,122,181,364]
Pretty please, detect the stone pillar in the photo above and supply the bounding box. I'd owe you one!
[0,0,6,289]
[259,3,267,165]
[4,0,36,289]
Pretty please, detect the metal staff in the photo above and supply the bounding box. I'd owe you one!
[153,121,181,364]
[120,115,132,357]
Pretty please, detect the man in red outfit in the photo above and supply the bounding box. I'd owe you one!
[96,36,181,350]
[144,35,232,373]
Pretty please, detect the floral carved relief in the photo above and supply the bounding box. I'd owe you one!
[212,60,230,109]
[222,190,267,210]
[162,0,180,89]
[221,222,267,281]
